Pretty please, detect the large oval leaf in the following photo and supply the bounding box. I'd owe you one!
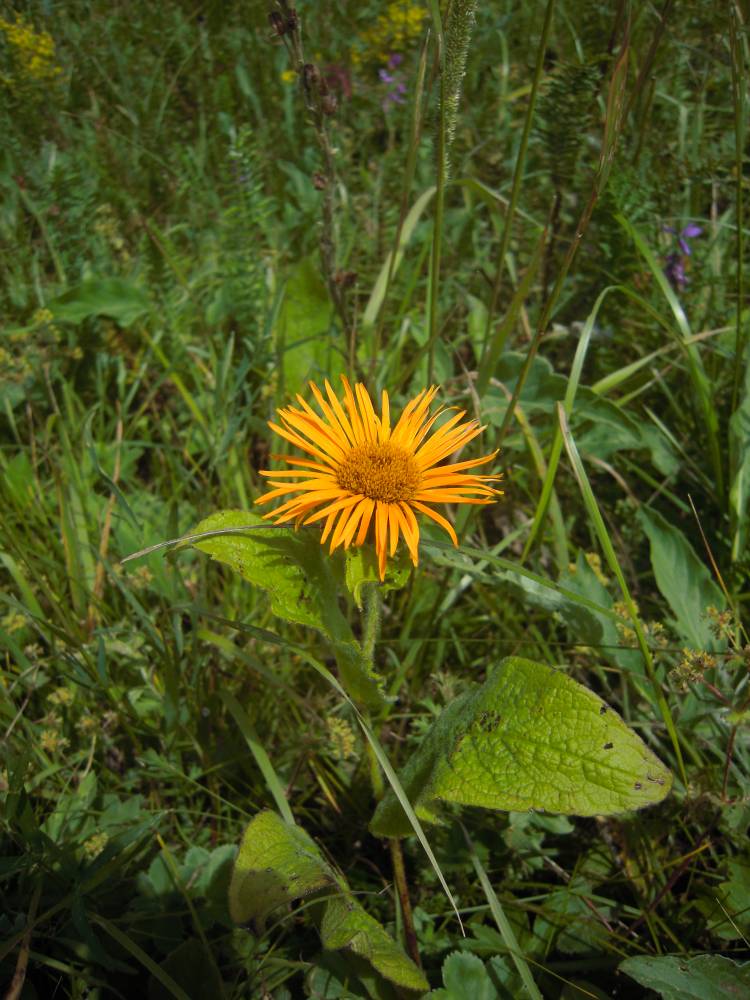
[371,657,672,837]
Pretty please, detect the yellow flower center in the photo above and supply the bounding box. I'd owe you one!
[336,442,421,503]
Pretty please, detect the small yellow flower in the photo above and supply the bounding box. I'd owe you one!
[78,714,98,735]
[585,551,609,586]
[327,717,356,760]
[32,308,54,326]
[0,14,62,88]
[48,687,74,707]
[83,832,109,858]
[353,1,427,69]
[40,729,68,754]
[132,565,154,589]
[256,377,502,580]
[1,612,27,634]
[280,68,297,85]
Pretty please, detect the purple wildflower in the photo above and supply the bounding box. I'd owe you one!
[663,222,703,291]
[678,223,702,255]
[379,53,407,110]
[664,252,687,292]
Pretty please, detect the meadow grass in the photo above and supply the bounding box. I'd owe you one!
[1,2,749,997]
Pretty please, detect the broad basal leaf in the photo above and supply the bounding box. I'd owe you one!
[371,657,672,837]
[229,811,427,992]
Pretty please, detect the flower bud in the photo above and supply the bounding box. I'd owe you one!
[334,270,357,288]
[321,93,338,115]
[303,63,319,89]
[268,11,286,35]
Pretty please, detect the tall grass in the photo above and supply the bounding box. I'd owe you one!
[1,1,748,997]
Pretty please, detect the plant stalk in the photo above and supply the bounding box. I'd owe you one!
[361,583,422,969]
[389,837,423,969]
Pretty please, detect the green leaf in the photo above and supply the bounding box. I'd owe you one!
[729,348,750,561]
[486,352,677,473]
[275,257,344,393]
[637,507,725,650]
[428,952,503,1000]
[148,939,225,1000]
[228,811,334,926]
[321,894,429,992]
[371,657,672,837]
[560,552,644,676]
[485,353,566,424]
[362,187,436,329]
[49,277,150,325]
[190,511,343,635]
[228,812,427,993]
[618,955,750,1000]
[712,858,750,939]
[345,545,411,610]
[189,511,381,704]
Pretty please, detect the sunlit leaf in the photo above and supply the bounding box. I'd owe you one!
[228,811,334,926]
[371,657,672,837]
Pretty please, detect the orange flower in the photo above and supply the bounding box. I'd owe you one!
[256,378,502,580]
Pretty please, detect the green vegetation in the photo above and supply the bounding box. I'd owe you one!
[1,1,748,997]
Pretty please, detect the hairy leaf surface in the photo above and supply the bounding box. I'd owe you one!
[371,657,672,837]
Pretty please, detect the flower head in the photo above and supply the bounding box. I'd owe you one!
[256,378,502,579]
[663,222,703,290]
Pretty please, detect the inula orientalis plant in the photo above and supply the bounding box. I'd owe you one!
[178,378,672,990]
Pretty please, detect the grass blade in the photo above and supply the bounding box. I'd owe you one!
[557,403,687,786]
[462,824,543,999]
[92,916,192,1000]
[221,689,295,827]
[616,214,723,499]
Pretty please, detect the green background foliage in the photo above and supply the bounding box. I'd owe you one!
[1,0,748,997]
